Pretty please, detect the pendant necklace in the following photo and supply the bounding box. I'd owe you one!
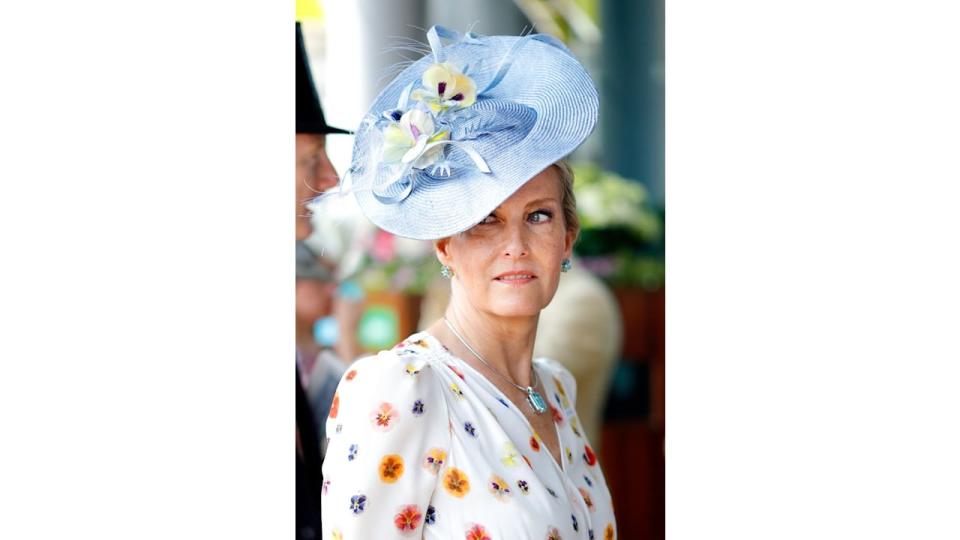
[443,317,547,414]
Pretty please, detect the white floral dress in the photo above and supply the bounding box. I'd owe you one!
[321,332,617,540]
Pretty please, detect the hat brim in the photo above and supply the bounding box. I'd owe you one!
[349,35,598,240]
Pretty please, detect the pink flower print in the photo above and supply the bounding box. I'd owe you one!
[465,524,492,540]
[371,402,400,432]
[394,504,423,533]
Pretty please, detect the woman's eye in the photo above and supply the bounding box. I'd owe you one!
[479,214,497,225]
[528,210,553,223]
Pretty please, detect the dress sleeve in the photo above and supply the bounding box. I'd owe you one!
[321,348,450,539]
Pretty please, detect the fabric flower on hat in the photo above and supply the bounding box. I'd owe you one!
[381,108,450,169]
[411,62,477,112]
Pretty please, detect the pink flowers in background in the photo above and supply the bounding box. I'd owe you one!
[371,229,396,263]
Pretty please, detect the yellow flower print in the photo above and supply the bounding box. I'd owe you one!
[331,529,343,540]
[379,454,405,483]
[488,474,512,501]
[422,447,447,475]
[450,381,465,399]
[442,467,470,498]
[500,441,521,467]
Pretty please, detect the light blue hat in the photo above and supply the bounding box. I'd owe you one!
[342,26,599,240]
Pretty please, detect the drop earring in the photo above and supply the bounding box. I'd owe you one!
[441,265,454,279]
[561,258,572,273]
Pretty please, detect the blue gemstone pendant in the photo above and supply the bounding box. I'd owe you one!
[525,387,548,414]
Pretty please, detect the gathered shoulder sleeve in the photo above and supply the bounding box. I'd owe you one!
[321,343,451,538]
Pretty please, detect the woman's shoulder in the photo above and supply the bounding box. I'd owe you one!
[336,332,446,393]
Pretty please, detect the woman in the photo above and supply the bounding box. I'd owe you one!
[320,26,616,539]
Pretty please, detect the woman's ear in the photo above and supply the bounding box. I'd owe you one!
[434,237,453,267]
[563,227,577,260]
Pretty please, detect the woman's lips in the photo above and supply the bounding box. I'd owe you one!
[494,272,536,285]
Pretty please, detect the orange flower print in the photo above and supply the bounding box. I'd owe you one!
[529,435,541,452]
[328,393,340,419]
[422,447,447,475]
[579,487,595,512]
[371,402,399,432]
[604,523,615,540]
[413,339,430,348]
[583,444,597,467]
[379,454,405,483]
[394,504,423,534]
[465,524,492,540]
[443,467,470,498]
[488,474,512,500]
[345,369,357,381]
[546,527,562,540]
[550,404,564,425]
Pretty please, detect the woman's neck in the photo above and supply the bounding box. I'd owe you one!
[429,301,540,388]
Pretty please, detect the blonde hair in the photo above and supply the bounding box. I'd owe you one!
[552,160,580,240]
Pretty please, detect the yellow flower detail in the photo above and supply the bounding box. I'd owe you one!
[500,441,521,467]
[411,62,477,112]
[381,109,449,169]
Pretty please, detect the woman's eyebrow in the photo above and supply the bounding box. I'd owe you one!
[523,197,559,208]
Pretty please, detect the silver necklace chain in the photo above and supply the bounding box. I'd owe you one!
[442,317,546,414]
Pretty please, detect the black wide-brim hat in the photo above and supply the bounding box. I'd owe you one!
[297,22,350,135]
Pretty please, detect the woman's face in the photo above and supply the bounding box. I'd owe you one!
[436,166,575,319]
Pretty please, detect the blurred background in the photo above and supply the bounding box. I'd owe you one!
[298,0,663,537]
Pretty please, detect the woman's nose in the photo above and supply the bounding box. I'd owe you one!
[502,222,529,258]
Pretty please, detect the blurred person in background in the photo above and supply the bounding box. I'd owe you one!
[319,26,617,538]
[295,20,354,540]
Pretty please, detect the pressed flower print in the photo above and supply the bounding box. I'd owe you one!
[329,393,339,419]
[529,435,541,452]
[371,402,399,432]
[423,447,447,474]
[349,494,367,514]
[379,454,405,483]
[604,523,615,540]
[465,523,492,540]
[583,444,598,467]
[425,505,437,525]
[579,487,595,511]
[443,467,470,498]
[464,422,477,437]
[546,527,562,540]
[450,381,465,399]
[412,399,425,416]
[550,404,564,425]
[394,504,423,534]
[331,530,342,540]
[347,443,358,461]
[405,363,422,376]
[345,369,357,381]
[517,479,529,494]
[488,474,512,501]
[500,441,521,467]
[572,514,579,532]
